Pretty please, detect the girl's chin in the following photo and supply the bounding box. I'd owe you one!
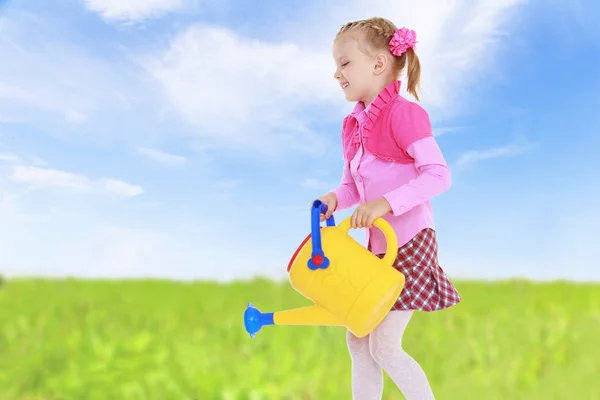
[343,91,357,102]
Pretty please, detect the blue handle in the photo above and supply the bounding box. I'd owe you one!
[319,203,336,227]
[307,200,334,270]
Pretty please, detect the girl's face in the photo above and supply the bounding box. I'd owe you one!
[332,34,379,104]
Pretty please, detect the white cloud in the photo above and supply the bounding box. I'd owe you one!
[9,165,143,197]
[140,24,338,156]
[83,0,186,23]
[65,109,88,124]
[11,165,92,191]
[0,12,155,141]
[1,0,547,283]
[455,141,536,167]
[103,178,144,197]
[137,0,525,155]
[0,151,46,166]
[433,127,462,137]
[1,1,526,156]
[336,0,525,117]
[136,146,187,167]
[0,152,21,164]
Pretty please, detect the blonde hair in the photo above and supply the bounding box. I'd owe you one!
[335,17,422,101]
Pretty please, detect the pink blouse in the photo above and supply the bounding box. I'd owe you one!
[331,102,451,254]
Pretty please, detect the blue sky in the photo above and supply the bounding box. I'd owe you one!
[0,0,598,282]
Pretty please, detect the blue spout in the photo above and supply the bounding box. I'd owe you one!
[244,303,274,338]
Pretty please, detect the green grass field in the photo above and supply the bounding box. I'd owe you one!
[0,277,598,400]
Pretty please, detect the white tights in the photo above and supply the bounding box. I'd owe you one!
[346,311,435,400]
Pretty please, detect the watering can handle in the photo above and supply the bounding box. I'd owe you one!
[307,200,334,270]
[318,203,336,227]
[337,216,399,267]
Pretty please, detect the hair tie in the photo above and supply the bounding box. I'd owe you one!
[389,27,417,56]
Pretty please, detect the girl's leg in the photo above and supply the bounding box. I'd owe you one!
[346,330,383,399]
[369,311,435,400]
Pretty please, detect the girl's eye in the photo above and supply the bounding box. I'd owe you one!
[342,62,349,67]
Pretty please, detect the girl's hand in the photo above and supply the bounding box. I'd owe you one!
[351,197,392,229]
[312,192,338,222]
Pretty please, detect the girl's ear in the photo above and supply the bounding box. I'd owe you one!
[373,53,388,76]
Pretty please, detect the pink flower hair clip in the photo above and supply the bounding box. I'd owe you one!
[389,27,417,56]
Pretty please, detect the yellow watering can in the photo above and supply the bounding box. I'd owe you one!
[244,199,405,338]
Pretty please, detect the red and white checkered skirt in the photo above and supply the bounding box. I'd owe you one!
[373,228,461,312]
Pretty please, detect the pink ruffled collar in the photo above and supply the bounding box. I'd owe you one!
[349,80,401,142]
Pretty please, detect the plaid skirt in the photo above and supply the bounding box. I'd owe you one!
[373,228,461,312]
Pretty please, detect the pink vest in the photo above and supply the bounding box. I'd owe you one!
[341,80,434,164]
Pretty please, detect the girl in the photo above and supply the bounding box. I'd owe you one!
[315,17,462,399]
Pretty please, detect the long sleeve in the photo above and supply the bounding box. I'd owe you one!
[330,161,360,211]
[383,136,451,216]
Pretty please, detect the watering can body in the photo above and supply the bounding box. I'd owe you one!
[244,200,405,338]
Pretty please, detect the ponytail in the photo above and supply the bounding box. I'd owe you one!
[405,47,422,102]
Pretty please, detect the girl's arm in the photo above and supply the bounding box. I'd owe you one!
[330,161,361,211]
[383,136,451,216]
